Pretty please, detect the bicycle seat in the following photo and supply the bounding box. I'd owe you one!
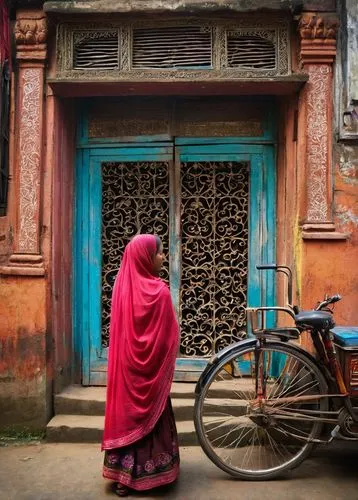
[294,310,335,330]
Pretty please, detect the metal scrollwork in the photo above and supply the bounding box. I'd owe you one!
[180,161,249,356]
[101,159,249,355]
[101,161,170,347]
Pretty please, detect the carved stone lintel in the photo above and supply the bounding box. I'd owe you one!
[15,9,48,61]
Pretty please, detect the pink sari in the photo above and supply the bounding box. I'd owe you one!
[102,235,179,490]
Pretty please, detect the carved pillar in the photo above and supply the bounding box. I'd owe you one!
[7,10,47,274]
[298,13,340,233]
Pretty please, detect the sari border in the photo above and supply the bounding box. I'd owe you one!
[103,461,179,491]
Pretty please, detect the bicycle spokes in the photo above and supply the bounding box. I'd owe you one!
[194,343,328,479]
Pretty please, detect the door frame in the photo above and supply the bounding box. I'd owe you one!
[73,140,276,385]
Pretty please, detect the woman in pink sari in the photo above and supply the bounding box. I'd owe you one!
[102,234,180,496]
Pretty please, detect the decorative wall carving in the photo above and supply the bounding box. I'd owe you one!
[18,68,42,253]
[3,9,48,269]
[298,12,338,226]
[14,15,48,45]
[305,64,330,222]
[298,13,339,40]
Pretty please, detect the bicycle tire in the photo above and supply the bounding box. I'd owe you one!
[194,340,328,480]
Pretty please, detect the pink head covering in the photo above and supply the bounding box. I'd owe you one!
[102,234,179,450]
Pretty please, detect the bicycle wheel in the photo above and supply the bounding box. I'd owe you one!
[194,341,328,480]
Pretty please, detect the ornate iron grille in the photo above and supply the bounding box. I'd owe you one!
[180,161,249,356]
[132,26,212,69]
[101,161,169,347]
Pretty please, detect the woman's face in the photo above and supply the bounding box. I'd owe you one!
[152,242,165,275]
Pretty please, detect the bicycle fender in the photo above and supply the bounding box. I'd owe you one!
[195,337,256,395]
[194,337,323,396]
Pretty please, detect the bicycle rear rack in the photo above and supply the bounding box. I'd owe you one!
[247,306,300,339]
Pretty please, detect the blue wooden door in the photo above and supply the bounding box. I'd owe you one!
[74,142,275,385]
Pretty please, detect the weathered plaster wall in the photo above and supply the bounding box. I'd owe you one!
[0,219,12,264]
[299,143,358,326]
[292,144,358,340]
[336,0,358,136]
[295,0,358,329]
[0,8,53,430]
[0,276,51,429]
[335,144,358,238]
[345,1,358,102]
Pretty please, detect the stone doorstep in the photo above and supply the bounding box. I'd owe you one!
[54,384,250,420]
[55,396,247,421]
[54,382,250,416]
[54,383,196,417]
[49,382,252,443]
[55,383,196,401]
[55,397,197,419]
[46,415,198,446]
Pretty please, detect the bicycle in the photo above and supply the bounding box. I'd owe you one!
[194,264,358,480]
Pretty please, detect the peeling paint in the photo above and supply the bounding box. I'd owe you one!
[335,204,358,231]
[346,0,358,102]
[338,149,358,185]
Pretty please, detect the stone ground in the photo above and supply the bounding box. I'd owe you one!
[0,442,357,500]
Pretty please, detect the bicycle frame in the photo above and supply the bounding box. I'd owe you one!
[250,265,358,433]
[193,264,358,481]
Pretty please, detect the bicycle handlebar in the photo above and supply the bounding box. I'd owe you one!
[315,294,342,311]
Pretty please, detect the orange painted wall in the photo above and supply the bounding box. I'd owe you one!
[299,144,358,325]
[0,64,53,430]
[0,275,51,429]
[275,91,358,332]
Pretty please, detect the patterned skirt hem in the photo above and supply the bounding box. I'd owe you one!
[103,462,179,491]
